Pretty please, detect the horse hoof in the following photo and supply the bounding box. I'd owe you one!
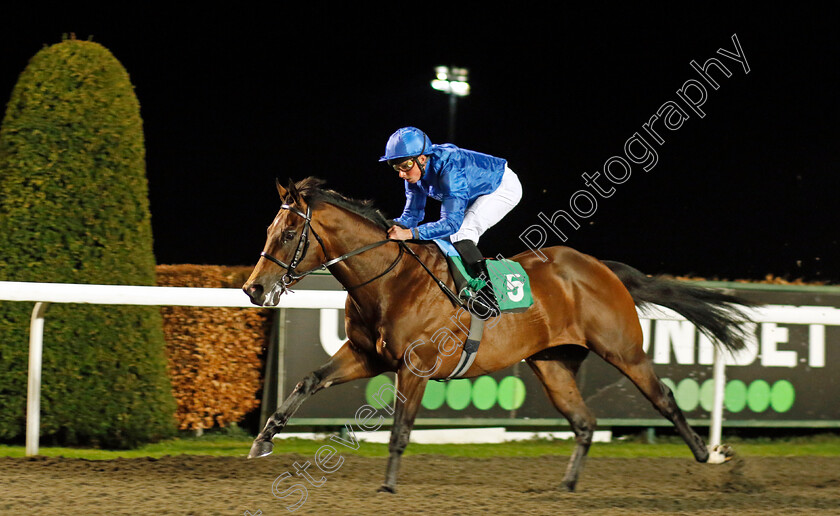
[707,443,735,464]
[247,439,274,459]
[560,480,577,492]
[377,485,396,494]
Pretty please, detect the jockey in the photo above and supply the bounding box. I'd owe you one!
[380,126,523,311]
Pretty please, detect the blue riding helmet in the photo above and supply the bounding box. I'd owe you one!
[379,127,433,162]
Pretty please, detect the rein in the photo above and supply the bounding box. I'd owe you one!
[260,199,484,380]
[261,202,466,307]
[259,203,404,292]
[400,244,464,308]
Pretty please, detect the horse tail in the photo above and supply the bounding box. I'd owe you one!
[602,260,756,353]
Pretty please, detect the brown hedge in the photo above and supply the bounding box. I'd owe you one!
[156,264,271,431]
[674,274,829,286]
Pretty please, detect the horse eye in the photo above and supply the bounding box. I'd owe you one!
[282,230,296,242]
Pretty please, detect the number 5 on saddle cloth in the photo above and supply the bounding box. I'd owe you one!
[434,239,533,314]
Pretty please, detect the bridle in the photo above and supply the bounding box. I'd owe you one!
[260,196,466,309]
[259,203,405,293]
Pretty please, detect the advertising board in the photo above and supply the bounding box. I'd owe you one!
[266,273,840,428]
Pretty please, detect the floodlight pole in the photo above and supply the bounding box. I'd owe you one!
[448,92,458,142]
[431,66,469,143]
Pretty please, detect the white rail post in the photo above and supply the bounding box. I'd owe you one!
[0,281,350,457]
[709,346,726,447]
[26,301,50,456]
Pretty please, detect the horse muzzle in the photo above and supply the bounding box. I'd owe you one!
[243,279,288,307]
[242,282,266,306]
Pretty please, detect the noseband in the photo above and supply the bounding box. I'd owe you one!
[259,203,404,293]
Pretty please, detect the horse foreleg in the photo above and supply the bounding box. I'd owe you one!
[248,341,383,459]
[378,366,428,494]
[527,346,596,492]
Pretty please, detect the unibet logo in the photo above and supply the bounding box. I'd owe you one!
[365,375,526,411]
[663,377,795,413]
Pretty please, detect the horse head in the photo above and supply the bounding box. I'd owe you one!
[242,178,326,306]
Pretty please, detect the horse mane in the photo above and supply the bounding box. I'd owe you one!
[291,176,390,229]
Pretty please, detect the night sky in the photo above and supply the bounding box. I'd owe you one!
[1,7,837,282]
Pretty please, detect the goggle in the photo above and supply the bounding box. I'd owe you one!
[391,158,415,173]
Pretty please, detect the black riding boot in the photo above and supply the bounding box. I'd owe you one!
[452,240,500,317]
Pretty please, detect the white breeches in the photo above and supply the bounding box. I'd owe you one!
[450,166,523,245]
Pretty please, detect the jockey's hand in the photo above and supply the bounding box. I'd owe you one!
[387,226,413,241]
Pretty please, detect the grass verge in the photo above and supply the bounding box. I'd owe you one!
[2,431,839,461]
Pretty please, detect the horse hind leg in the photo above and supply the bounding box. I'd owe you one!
[526,345,596,492]
[634,362,711,462]
[590,333,711,463]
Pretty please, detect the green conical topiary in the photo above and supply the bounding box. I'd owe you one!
[0,36,176,448]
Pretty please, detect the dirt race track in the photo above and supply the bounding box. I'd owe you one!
[1,454,839,515]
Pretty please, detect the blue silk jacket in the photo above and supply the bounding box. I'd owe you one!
[394,144,507,240]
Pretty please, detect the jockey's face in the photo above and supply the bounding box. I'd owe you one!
[396,155,426,183]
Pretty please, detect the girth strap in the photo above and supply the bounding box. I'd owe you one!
[400,243,491,380]
[446,311,486,379]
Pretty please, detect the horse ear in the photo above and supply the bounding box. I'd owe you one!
[287,178,301,204]
[275,178,288,199]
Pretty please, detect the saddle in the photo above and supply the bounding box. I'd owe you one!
[433,239,534,316]
[422,239,533,379]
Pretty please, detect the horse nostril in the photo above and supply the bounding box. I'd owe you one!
[244,283,264,300]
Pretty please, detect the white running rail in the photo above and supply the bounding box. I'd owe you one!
[3,281,840,456]
[0,281,347,456]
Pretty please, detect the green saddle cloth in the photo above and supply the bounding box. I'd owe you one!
[448,256,534,314]
[485,259,534,313]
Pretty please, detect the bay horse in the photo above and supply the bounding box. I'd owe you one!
[242,177,752,493]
